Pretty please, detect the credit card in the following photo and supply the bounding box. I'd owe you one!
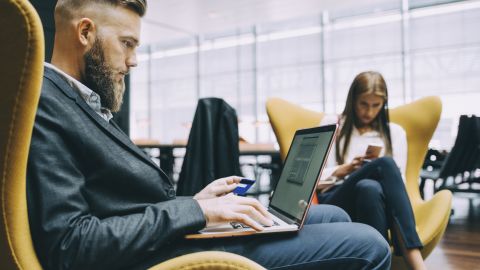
[233,178,256,196]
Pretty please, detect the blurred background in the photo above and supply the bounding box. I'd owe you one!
[127,0,480,149]
[28,1,480,267]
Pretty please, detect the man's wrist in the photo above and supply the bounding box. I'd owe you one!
[194,199,209,226]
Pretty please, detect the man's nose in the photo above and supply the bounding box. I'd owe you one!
[126,52,137,68]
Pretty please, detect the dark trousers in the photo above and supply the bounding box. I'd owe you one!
[136,205,391,270]
[318,157,423,255]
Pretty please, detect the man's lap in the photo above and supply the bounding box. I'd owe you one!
[135,205,390,270]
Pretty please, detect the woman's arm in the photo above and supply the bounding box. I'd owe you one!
[332,156,364,179]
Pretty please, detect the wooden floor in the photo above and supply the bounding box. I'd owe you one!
[425,194,480,269]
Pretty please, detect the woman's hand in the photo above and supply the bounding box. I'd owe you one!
[333,156,364,178]
[193,176,241,200]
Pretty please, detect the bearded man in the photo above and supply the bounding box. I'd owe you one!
[27,1,391,270]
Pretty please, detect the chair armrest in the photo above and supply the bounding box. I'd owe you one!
[148,251,266,270]
[413,190,452,245]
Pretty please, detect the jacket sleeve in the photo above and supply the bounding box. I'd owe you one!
[27,88,206,270]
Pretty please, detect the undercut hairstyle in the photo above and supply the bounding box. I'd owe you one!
[55,0,147,21]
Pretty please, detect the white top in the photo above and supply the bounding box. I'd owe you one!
[320,115,407,183]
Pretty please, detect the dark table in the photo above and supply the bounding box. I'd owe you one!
[135,141,282,193]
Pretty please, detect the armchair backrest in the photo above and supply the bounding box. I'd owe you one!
[439,115,480,180]
[0,0,45,269]
[388,96,442,204]
[266,98,324,161]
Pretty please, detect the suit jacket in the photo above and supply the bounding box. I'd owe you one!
[27,67,206,270]
[176,98,242,196]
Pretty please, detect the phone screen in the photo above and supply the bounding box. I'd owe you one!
[233,178,256,196]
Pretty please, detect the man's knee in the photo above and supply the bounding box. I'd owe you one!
[308,204,351,223]
[347,223,391,269]
[304,222,391,269]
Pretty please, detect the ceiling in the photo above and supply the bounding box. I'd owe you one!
[140,0,399,45]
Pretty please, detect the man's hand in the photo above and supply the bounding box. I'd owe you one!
[193,176,242,200]
[195,194,274,231]
[333,156,364,179]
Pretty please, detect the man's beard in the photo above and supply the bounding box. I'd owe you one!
[84,38,125,112]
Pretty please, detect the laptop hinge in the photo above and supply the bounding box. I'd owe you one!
[268,207,298,225]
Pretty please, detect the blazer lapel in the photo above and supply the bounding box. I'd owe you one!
[108,120,171,181]
[43,68,171,181]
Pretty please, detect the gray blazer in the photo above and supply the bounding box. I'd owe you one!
[27,67,206,270]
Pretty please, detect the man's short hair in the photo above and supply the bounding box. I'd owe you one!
[56,0,147,20]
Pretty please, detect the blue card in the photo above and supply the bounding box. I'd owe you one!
[233,178,256,196]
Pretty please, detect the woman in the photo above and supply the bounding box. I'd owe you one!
[318,71,426,270]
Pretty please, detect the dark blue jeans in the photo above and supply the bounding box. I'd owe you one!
[318,157,423,255]
[137,205,391,270]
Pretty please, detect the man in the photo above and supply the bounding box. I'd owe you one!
[27,1,391,269]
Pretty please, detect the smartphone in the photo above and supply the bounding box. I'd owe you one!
[364,144,383,163]
[233,178,256,196]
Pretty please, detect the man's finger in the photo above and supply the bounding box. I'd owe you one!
[234,196,272,220]
[212,182,238,195]
[225,176,242,185]
[235,205,273,227]
[233,213,264,231]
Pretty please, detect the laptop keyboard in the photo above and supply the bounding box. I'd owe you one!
[230,220,279,229]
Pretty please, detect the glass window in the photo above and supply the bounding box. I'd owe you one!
[410,7,480,147]
[130,0,480,151]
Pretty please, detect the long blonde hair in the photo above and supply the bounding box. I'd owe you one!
[335,71,393,164]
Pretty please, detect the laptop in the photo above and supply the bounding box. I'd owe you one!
[185,124,338,239]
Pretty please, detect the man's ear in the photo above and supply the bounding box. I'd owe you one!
[77,18,96,48]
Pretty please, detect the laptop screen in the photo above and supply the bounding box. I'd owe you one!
[270,125,336,223]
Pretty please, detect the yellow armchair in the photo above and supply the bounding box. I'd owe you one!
[389,96,452,269]
[148,251,265,270]
[266,99,325,161]
[0,1,264,269]
[1,0,45,268]
[266,97,452,268]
